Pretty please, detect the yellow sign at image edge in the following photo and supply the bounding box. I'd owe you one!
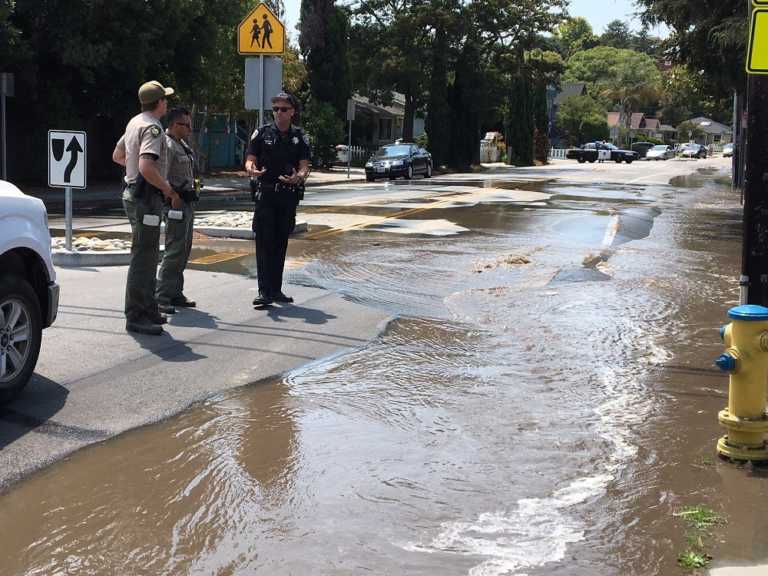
[237,3,285,55]
[748,9,768,74]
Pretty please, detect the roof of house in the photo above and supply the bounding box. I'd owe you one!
[644,118,661,131]
[659,124,677,132]
[630,113,645,130]
[353,94,402,118]
[685,117,733,135]
[554,82,587,106]
[607,112,621,128]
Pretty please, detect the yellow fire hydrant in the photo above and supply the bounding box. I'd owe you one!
[716,305,768,462]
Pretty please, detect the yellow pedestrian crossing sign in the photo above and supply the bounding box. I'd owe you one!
[748,9,768,74]
[237,3,285,55]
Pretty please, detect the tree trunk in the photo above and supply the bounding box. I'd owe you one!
[403,92,415,141]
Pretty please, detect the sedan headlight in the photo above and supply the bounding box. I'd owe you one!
[365,162,373,168]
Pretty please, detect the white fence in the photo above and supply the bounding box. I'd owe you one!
[336,145,375,166]
[549,148,568,160]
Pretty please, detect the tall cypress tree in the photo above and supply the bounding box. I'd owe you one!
[299,0,351,119]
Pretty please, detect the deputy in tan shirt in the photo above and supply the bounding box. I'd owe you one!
[113,80,181,335]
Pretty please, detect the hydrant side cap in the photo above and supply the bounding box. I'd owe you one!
[727,305,768,321]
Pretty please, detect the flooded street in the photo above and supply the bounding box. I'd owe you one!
[3,163,763,575]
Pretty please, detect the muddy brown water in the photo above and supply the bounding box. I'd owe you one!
[3,169,764,575]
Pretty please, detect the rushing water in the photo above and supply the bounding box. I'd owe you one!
[1,169,745,575]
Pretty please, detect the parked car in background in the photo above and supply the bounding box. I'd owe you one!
[0,180,59,404]
[630,141,655,159]
[680,143,708,159]
[645,145,675,161]
[365,143,433,181]
[723,143,735,158]
[566,142,638,164]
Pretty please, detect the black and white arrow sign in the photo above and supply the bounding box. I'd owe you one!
[48,130,87,189]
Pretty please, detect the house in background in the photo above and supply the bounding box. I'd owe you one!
[682,116,733,145]
[607,112,621,142]
[350,93,425,148]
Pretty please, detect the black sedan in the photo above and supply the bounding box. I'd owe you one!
[365,143,433,181]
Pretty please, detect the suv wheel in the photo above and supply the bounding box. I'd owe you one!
[406,165,413,180]
[0,276,43,404]
[425,162,432,178]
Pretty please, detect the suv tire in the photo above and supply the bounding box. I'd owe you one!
[0,275,43,404]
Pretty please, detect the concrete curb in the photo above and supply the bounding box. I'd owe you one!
[195,220,308,240]
[52,219,308,266]
[53,247,165,267]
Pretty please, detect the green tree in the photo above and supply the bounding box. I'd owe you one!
[638,0,746,97]
[555,16,597,57]
[349,0,432,141]
[555,94,609,146]
[2,0,248,181]
[564,46,661,121]
[299,0,352,120]
[677,120,705,143]
[600,20,632,49]
[302,98,345,168]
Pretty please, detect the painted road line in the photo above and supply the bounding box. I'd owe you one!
[189,252,248,265]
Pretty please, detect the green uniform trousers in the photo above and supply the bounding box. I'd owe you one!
[157,201,196,304]
[123,187,163,322]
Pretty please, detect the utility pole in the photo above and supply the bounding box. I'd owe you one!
[741,1,768,304]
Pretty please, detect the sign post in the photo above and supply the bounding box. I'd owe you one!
[237,3,285,124]
[741,3,768,303]
[0,73,13,180]
[48,130,86,252]
[346,99,355,179]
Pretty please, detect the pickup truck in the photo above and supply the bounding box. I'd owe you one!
[0,180,59,403]
[566,142,638,164]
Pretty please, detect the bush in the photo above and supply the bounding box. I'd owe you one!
[302,99,345,169]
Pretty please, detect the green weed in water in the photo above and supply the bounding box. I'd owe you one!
[675,506,723,532]
[677,550,711,569]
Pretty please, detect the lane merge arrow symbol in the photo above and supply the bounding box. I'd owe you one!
[64,136,82,183]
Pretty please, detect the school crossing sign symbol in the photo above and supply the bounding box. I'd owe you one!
[237,3,285,55]
[48,130,86,189]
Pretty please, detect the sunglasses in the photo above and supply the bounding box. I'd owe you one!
[175,122,191,128]
[272,106,292,113]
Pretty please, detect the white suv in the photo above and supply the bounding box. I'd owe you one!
[0,180,59,403]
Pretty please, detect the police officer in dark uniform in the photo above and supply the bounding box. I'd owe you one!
[245,92,311,307]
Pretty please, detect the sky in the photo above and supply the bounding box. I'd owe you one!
[281,0,663,41]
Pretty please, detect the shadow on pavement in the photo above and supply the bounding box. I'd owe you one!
[127,330,208,363]
[266,304,338,325]
[0,375,107,452]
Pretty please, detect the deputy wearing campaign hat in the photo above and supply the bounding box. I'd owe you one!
[245,91,311,308]
[112,80,182,335]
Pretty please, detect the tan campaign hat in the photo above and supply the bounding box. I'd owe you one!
[138,80,175,104]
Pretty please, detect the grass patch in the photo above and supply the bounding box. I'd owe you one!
[675,506,723,532]
[674,506,724,571]
[677,550,712,569]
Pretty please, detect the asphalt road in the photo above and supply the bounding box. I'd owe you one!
[0,268,391,490]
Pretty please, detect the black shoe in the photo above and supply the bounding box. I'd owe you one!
[271,291,294,303]
[149,313,168,325]
[158,303,177,315]
[171,296,196,308]
[252,292,273,306]
[126,320,164,335]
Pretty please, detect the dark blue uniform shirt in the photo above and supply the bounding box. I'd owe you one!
[247,123,311,186]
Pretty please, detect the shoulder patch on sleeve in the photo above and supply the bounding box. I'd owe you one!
[150,125,162,138]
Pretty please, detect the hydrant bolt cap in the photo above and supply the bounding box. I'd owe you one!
[727,305,768,321]
[715,354,737,372]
